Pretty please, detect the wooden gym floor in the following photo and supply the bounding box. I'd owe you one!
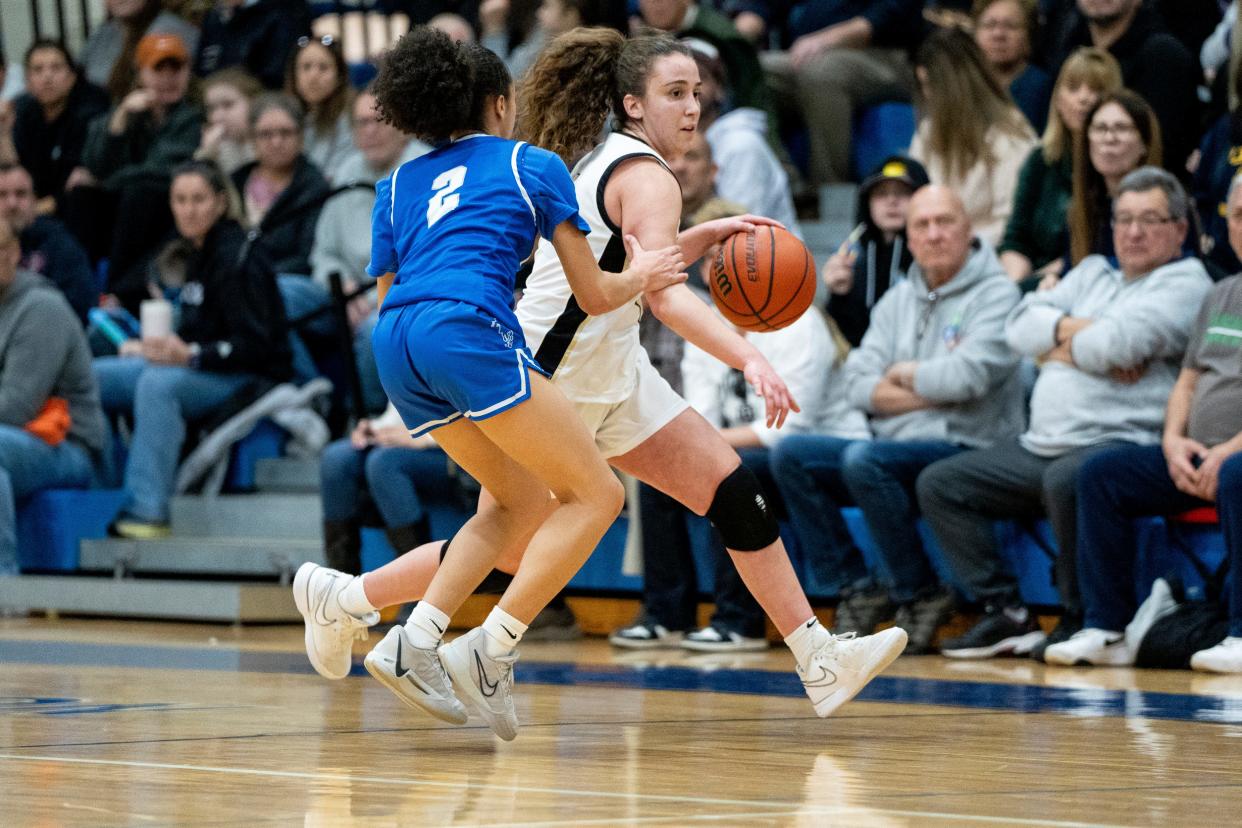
[2,614,1241,826]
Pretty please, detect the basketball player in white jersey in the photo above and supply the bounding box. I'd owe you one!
[306,31,907,739]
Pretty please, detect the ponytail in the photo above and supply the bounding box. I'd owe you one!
[519,27,624,164]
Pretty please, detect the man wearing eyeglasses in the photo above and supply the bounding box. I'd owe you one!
[1043,174,1242,672]
[919,166,1213,661]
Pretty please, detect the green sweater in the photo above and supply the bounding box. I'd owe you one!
[999,146,1073,271]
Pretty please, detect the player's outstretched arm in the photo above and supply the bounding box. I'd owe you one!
[549,221,686,316]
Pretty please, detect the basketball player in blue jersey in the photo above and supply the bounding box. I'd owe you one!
[291,28,687,737]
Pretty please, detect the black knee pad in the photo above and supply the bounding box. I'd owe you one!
[439,535,515,595]
[706,464,780,552]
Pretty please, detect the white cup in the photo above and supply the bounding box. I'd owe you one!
[140,299,173,340]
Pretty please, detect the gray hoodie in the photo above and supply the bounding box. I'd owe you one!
[0,270,105,454]
[845,240,1024,447]
[1006,253,1213,457]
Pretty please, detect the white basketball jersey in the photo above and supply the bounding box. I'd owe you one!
[518,132,671,403]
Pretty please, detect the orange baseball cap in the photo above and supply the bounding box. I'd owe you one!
[134,33,189,69]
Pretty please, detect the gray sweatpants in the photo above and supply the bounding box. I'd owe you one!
[915,439,1130,614]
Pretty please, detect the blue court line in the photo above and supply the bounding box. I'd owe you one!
[2,639,1241,725]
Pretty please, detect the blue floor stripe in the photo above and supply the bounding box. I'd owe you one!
[2,640,1240,725]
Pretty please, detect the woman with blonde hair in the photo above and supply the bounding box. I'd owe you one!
[999,47,1122,287]
[1068,89,1162,266]
[908,26,1036,246]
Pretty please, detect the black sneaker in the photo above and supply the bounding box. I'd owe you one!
[833,585,896,635]
[893,585,957,655]
[1029,611,1082,663]
[941,606,1046,659]
[524,603,583,642]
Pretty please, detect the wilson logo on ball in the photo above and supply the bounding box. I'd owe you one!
[708,225,816,332]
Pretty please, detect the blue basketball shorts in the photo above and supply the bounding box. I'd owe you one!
[372,300,550,437]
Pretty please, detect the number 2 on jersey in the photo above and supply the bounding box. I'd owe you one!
[427,165,467,228]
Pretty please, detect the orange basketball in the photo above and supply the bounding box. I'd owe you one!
[708,226,817,332]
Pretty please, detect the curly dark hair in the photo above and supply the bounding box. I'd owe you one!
[373,27,473,141]
[373,28,512,144]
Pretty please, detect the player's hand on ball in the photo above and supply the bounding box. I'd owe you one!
[744,357,800,429]
[624,235,688,293]
[709,214,786,242]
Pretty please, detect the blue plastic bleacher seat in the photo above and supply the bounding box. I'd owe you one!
[852,102,917,181]
[16,488,126,571]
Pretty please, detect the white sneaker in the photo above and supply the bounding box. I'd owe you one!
[799,627,907,718]
[292,562,379,680]
[681,625,769,653]
[608,621,683,649]
[1044,628,1133,666]
[363,626,468,724]
[440,627,520,741]
[1190,636,1242,674]
[1125,577,1177,653]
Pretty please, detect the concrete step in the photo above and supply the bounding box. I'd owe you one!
[819,183,858,223]
[254,457,319,493]
[0,574,301,622]
[79,537,324,579]
[170,494,321,539]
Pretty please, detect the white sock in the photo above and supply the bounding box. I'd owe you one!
[337,574,378,617]
[785,617,830,671]
[481,605,528,657]
[404,602,450,649]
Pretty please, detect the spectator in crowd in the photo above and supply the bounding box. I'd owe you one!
[0,218,104,576]
[286,36,355,184]
[1000,47,1121,288]
[1046,176,1242,672]
[919,166,1213,661]
[428,13,477,43]
[772,185,1024,652]
[688,42,798,233]
[96,161,291,539]
[194,68,262,176]
[824,155,928,347]
[1043,0,1199,173]
[973,0,1051,133]
[482,0,602,80]
[233,93,328,278]
[760,0,923,185]
[319,401,450,574]
[81,0,200,102]
[637,0,769,113]
[910,28,1037,248]
[310,89,428,414]
[1192,57,1242,277]
[10,40,110,213]
[77,33,201,311]
[0,163,96,325]
[195,0,312,91]
[1068,89,1161,267]
[233,94,328,383]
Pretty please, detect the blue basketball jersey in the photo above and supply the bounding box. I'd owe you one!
[367,134,588,322]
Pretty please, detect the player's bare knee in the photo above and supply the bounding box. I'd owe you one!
[706,465,780,552]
